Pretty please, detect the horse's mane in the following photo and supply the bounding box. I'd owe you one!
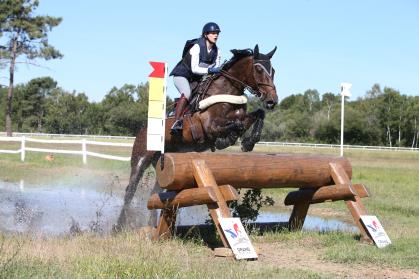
[222,48,253,71]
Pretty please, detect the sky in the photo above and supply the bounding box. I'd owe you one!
[4,0,419,102]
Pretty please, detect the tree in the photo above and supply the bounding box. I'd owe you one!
[21,77,57,132]
[378,87,403,147]
[303,89,320,113]
[321,92,338,121]
[43,88,91,134]
[0,0,62,136]
[101,84,149,135]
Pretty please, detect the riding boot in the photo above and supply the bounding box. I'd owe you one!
[171,95,188,135]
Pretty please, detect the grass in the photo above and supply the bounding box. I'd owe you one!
[1,233,330,279]
[1,141,419,277]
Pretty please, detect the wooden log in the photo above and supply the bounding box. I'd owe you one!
[284,183,370,205]
[147,184,239,209]
[329,162,372,243]
[288,198,310,231]
[153,208,177,241]
[157,152,352,190]
[192,159,232,248]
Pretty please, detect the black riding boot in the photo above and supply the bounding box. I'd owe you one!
[171,96,188,135]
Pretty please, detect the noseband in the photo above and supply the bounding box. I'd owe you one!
[220,58,275,101]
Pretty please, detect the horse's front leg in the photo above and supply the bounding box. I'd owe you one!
[240,109,265,152]
[208,118,244,150]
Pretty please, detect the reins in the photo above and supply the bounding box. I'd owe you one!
[219,58,275,101]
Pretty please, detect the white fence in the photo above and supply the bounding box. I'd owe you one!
[0,132,135,140]
[1,133,418,164]
[0,136,132,163]
[255,141,419,152]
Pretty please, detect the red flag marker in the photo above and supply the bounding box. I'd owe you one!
[149,61,166,78]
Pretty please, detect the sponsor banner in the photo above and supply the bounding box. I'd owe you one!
[360,215,391,248]
[219,217,258,260]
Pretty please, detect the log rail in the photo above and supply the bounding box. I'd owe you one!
[151,152,373,245]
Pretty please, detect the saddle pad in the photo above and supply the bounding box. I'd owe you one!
[199,95,247,110]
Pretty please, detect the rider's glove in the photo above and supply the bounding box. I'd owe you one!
[208,67,221,74]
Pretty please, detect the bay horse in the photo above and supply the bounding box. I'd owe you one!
[115,45,278,230]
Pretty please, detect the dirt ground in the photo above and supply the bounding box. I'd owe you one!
[252,242,419,278]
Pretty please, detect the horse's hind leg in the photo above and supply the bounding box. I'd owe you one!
[147,154,163,227]
[114,128,157,231]
[241,109,265,152]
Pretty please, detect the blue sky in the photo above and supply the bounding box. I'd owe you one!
[5,0,419,102]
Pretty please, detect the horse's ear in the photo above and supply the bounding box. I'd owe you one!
[267,46,277,59]
[254,44,259,59]
[230,49,239,56]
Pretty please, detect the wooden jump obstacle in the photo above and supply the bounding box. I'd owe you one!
[147,152,372,247]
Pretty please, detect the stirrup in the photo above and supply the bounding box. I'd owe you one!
[170,119,183,135]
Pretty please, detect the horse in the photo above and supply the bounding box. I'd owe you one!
[115,45,279,230]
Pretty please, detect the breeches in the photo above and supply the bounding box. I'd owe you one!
[173,76,191,99]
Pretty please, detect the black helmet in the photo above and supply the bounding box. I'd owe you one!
[202,22,221,35]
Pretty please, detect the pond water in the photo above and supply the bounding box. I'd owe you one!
[0,180,357,236]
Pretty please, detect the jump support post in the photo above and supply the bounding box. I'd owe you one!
[148,152,372,247]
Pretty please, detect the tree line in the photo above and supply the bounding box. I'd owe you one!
[257,85,419,148]
[1,1,418,147]
[1,77,418,148]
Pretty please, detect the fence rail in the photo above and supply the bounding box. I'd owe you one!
[0,136,132,163]
[255,141,419,152]
[1,133,418,164]
[0,132,135,140]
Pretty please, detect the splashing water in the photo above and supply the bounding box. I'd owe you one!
[0,179,356,236]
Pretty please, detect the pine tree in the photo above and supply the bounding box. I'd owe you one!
[0,0,62,136]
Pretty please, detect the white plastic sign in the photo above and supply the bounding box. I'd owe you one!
[360,215,391,248]
[219,217,258,260]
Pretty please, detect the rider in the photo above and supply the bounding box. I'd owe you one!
[169,22,222,134]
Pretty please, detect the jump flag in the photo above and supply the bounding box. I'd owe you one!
[340,82,352,97]
[147,62,167,152]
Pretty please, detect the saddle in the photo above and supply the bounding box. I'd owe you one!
[169,74,218,116]
[168,74,218,143]
[188,74,218,113]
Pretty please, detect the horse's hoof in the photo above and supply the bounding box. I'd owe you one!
[241,140,255,152]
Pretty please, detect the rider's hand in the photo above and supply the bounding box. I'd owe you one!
[208,67,221,74]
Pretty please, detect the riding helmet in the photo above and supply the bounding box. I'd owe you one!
[202,22,221,35]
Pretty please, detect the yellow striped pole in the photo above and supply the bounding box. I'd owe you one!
[147,62,167,154]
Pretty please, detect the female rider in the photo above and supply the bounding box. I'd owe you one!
[169,22,222,134]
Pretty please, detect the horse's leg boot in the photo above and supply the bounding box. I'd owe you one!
[171,95,188,135]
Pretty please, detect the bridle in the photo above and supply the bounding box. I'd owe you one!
[219,58,275,101]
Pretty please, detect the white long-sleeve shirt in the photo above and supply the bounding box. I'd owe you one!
[189,44,221,75]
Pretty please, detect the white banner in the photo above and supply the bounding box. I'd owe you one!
[219,218,258,260]
[360,215,391,248]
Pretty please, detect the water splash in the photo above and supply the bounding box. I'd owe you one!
[0,179,357,236]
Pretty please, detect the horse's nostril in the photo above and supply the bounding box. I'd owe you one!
[265,101,276,110]
[265,101,275,109]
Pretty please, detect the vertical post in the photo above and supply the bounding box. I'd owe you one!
[153,208,178,241]
[147,61,167,153]
[340,94,345,157]
[20,136,25,162]
[340,83,352,157]
[288,191,310,231]
[82,138,87,164]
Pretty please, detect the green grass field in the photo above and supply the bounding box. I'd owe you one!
[1,140,419,278]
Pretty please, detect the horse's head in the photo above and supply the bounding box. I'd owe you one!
[251,45,278,110]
